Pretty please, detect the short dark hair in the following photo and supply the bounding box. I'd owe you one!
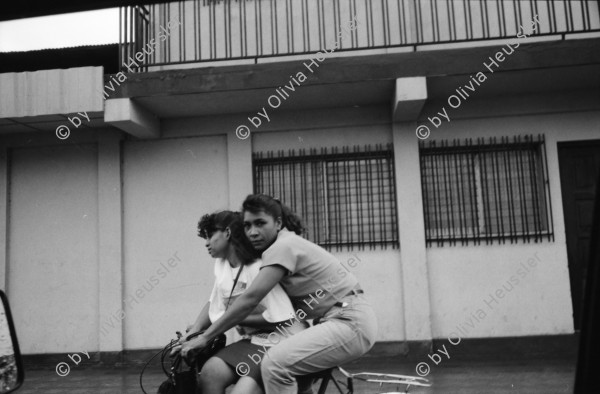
[197,210,259,265]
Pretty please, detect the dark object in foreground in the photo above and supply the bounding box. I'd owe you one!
[574,166,600,393]
[0,290,24,394]
[139,331,226,394]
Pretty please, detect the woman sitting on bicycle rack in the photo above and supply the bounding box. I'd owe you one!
[175,210,306,394]
[181,195,378,394]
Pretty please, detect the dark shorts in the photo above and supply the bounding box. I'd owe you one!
[212,339,265,384]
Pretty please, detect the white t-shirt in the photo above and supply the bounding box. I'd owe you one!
[208,258,296,325]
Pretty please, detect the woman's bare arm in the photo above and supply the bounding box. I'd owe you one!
[185,301,211,337]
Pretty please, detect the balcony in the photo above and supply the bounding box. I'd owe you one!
[119,0,600,71]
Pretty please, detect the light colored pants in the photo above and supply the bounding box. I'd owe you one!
[260,293,378,394]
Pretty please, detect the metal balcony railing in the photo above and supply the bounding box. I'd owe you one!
[119,0,600,72]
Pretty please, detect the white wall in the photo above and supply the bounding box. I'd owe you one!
[423,111,600,338]
[7,145,99,354]
[121,136,229,349]
[3,104,597,354]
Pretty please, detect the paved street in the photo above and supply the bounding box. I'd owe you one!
[17,353,575,394]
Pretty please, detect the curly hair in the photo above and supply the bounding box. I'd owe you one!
[197,210,259,265]
[241,194,305,235]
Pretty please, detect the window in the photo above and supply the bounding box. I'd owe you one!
[253,144,398,251]
[419,135,554,246]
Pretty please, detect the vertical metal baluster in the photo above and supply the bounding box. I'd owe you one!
[462,0,470,40]
[289,151,296,220]
[382,0,390,46]
[501,138,513,243]
[266,151,272,196]
[466,0,473,39]
[582,0,590,31]
[512,0,520,37]
[460,149,470,244]
[350,0,357,47]
[177,2,183,63]
[493,138,505,243]
[255,0,261,56]
[546,0,554,33]
[529,0,535,31]
[198,1,203,61]
[166,4,171,63]
[252,153,257,193]
[228,0,233,58]
[301,0,307,52]
[482,139,494,243]
[343,150,352,248]
[288,0,293,54]
[376,147,386,249]
[335,149,342,251]
[528,138,542,242]
[442,140,454,245]
[426,144,435,245]
[388,144,399,249]
[193,1,198,61]
[129,7,134,69]
[500,0,507,37]
[355,147,364,250]
[253,153,259,193]
[239,0,244,57]
[514,136,528,241]
[317,0,323,50]
[300,151,309,240]
[465,139,477,245]
[532,0,539,35]
[422,145,431,246]
[367,0,374,47]
[446,0,453,41]
[431,0,438,42]
[453,142,464,244]
[334,0,341,49]
[310,152,319,244]
[484,0,491,39]
[209,1,213,59]
[431,142,443,245]
[120,5,123,69]
[563,0,571,32]
[273,0,279,54]
[397,0,404,44]
[416,0,423,44]
[523,137,534,242]
[365,146,374,249]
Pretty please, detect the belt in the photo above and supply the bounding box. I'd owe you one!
[333,289,364,307]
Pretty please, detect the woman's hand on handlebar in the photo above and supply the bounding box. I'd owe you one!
[181,334,209,364]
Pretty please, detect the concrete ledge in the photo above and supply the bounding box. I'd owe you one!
[104,98,160,139]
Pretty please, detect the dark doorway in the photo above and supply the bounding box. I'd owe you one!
[558,140,600,330]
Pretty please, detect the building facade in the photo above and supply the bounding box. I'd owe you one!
[0,0,599,356]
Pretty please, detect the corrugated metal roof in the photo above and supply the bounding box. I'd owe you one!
[0,44,119,74]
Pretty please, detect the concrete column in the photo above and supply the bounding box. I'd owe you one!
[227,131,253,209]
[0,147,7,291]
[392,123,433,341]
[97,131,124,351]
